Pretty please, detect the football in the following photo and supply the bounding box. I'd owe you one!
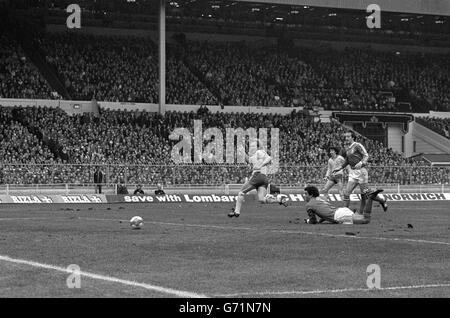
[130,216,144,229]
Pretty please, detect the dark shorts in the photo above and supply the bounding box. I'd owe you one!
[241,172,269,194]
[327,174,343,184]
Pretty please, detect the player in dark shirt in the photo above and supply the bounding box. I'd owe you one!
[304,185,382,224]
[333,132,388,213]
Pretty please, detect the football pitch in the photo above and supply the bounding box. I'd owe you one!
[0,201,449,298]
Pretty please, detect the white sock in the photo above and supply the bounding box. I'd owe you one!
[234,195,244,213]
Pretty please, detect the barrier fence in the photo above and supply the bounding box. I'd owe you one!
[0,164,449,195]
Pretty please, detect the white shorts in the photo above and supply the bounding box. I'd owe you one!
[348,167,368,184]
[334,207,354,224]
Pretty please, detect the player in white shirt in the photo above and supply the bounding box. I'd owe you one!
[229,142,287,217]
[320,147,345,198]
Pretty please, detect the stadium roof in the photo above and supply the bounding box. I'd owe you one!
[236,0,450,16]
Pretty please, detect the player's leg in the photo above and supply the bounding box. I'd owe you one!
[320,179,335,197]
[257,185,288,206]
[360,168,388,212]
[336,179,344,199]
[352,188,383,224]
[352,212,370,224]
[229,181,255,217]
[343,179,358,208]
[257,186,269,203]
[371,189,388,212]
[359,167,388,212]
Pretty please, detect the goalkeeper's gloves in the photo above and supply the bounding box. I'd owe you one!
[304,218,318,224]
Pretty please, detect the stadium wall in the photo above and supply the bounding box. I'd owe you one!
[0,98,305,116]
[0,98,97,115]
[404,121,450,156]
[238,0,450,16]
[2,192,450,204]
[292,39,450,54]
[100,102,303,115]
[46,24,278,45]
[387,123,404,153]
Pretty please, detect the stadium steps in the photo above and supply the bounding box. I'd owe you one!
[411,120,450,155]
[13,21,71,100]
[8,107,65,162]
[171,36,225,105]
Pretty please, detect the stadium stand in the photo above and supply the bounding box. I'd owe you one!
[416,117,450,139]
[27,32,449,111]
[40,33,217,105]
[0,5,449,187]
[0,34,57,100]
[1,105,448,186]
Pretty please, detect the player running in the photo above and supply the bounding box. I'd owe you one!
[228,141,287,218]
[333,131,388,213]
[303,185,383,224]
[320,146,345,198]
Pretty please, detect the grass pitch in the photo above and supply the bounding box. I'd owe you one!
[0,200,449,298]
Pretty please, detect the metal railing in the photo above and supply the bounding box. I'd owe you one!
[0,163,449,191]
[1,183,449,196]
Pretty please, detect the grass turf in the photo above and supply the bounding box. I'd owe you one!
[0,200,449,298]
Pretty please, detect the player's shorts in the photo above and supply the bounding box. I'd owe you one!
[240,172,269,193]
[327,174,343,184]
[348,167,368,184]
[334,207,354,224]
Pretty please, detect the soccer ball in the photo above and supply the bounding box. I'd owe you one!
[130,216,143,229]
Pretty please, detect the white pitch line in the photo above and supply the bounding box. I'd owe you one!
[275,229,450,246]
[212,283,450,297]
[0,255,207,298]
[78,217,450,247]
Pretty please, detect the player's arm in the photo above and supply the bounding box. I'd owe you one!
[253,151,272,170]
[304,209,318,224]
[355,144,369,169]
[260,154,272,168]
[325,159,332,179]
[332,157,348,174]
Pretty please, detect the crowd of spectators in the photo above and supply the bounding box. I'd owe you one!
[36,32,449,111]
[0,35,57,100]
[2,31,448,112]
[40,33,217,105]
[185,41,450,111]
[416,117,450,138]
[0,105,449,186]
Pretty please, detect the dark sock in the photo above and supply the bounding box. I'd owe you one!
[359,194,367,214]
[363,197,374,219]
[343,195,350,208]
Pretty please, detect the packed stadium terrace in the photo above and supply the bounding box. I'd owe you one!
[2,31,449,111]
[416,117,450,139]
[40,34,449,111]
[0,35,57,100]
[1,105,449,186]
